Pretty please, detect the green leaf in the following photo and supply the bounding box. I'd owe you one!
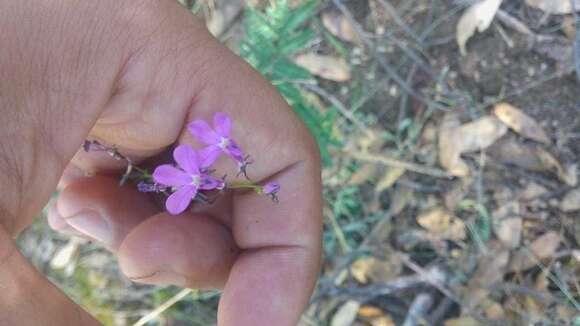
[271,59,312,82]
[279,29,316,55]
[280,0,318,36]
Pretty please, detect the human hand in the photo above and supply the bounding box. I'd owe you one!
[0,1,322,325]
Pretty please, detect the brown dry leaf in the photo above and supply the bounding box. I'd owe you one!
[465,243,510,308]
[493,103,551,145]
[439,114,507,176]
[295,54,351,82]
[561,188,580,212]
[417,207,466,241]
[526,0,580,14]
[456,0,503,55]
[375,167,406,193]
[322,11,360,44]
[331,300,360,326]
[509,231,561,271]
[490,138,575,185]
[445,316,482,326]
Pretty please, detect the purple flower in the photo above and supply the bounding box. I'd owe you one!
[153,145,223,215]
[188,112,248,170]
[262,182,280,202]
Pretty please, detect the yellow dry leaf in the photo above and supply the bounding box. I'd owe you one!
[417,207,466,241]
[331,300,360,326]
[439,114,507,177]
[295,53,351,82]
[526,0,580,14]
[371,316,396,326]
[375,167,406,193]
[493,103,551,145]
[456,0,503,55]
[350,257,401,284]
[445,316,482,326]
[322,12,360,44]
[357,305,384,319]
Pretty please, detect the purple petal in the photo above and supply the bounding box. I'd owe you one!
[225,140,245,162]
[213,112,232,137]
[199,146,222,168]
[173,145,200,174]
[199,175,224,190]
[165,185,198,215]
[153,165,191,187]
[263,182,280,195]
[188,120,220,145]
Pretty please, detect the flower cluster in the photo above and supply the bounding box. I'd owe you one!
[84,112,280,215]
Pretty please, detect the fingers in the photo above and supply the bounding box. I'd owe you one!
[54,176,157,250]
[118,213,238,289]
[52,176,238,289]
[0,226,100,325]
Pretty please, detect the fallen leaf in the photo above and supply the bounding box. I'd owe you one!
[484,300,505,320]
[295,53,351,82]
[465,243,510,308]
[493,103,551,145]
[562,15,577,40]
[322,11,360,43]
[331,300,360,326]
[494,217,523,248]
[439,114,507,176]
[370,316,396,326]
[445,316,482,326]
[205,0,243,37]
[519,182,549,200]
[489,138,574,185]
[509,231,561,271]
[417,207,466,241]
[350,256,402,284]
[526,0,580,14]
[375,167,406,193]
[561,188,580,212]
[456,0,503,55]
[50,238,82,270]
[357,306,383,319]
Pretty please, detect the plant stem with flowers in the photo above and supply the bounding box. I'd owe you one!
[84,112,280,215]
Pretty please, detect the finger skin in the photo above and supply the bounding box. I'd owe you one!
[0,226,100,326]
[118,213,239,289]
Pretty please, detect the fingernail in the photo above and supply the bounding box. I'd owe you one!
[66,210,112,244]
[129,270,188,287]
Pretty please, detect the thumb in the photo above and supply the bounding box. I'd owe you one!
[0,225,100,325]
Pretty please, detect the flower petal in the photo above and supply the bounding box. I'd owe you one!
[165,185,198,215]
[225,140,245,162]
[173,145,200,174]
[199,145,222,168]
[188,120,220,145]
[153,165,191,187]
[213,112,232,137]
[200,175,224,190]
